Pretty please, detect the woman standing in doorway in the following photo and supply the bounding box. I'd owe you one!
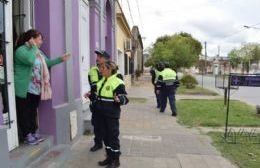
[14,29,70,145]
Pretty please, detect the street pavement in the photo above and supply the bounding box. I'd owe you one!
[195,74,260,106]
[63,74,237,168]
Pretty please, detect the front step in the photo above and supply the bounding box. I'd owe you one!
[28,144,71,168]
[10,136,53,168]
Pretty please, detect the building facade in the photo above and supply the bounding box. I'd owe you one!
[131,26,143,80]
[115,1,132,88]
[0,0,116,167]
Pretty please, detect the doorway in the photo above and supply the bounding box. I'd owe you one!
[0,0,19,151]
[0,0,35,151]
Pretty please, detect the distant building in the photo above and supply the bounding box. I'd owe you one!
[131,26,143,81]
[115,1,132,88]
[197,55,230,75]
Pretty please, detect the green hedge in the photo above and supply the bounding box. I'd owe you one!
[180,74,198,88]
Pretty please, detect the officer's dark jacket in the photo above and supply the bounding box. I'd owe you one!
[150,68,156,85]
[116,73,124,81]
[89,74,128,118]
[88,66,102,92]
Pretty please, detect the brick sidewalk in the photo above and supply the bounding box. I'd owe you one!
[63,75,237,168]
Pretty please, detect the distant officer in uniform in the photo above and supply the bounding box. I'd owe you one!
[87,49,110,152]
[151,63,165,108]
[157,62,179,116]
[86,60,128,168]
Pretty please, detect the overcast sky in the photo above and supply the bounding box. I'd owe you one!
[119,0,260,56]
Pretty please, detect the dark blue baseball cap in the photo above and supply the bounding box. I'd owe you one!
[95,49,110,59]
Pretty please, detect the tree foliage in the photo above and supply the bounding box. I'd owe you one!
[145,32,202,69]
[228,49,241,68]
[228,43,260,72]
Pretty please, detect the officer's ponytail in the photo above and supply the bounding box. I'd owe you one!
[104,61,118,75]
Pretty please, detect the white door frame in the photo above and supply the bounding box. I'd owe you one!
[5,0,19,151]
[79,0,90,104]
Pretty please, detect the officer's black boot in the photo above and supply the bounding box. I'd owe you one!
[105,158,120,168]
[90,144,102,152]
[98,157,112,166]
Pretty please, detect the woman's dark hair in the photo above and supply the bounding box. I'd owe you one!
[15,29,42,49]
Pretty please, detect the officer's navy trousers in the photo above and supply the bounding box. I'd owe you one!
[91,111,103,147]
[98,114,121,159]
[160,87,177,114]
[154,87,161,108]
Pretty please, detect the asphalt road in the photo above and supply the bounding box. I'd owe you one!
[195,74,260,106]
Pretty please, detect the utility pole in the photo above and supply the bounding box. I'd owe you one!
[202,42,207,88]
[205,42,207,75]
[217,45,221,74]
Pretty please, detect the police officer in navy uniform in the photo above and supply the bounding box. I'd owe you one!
[157,62,179,116]
[87,49,110,152]
[86,60,128,168]
[152,62,165,108]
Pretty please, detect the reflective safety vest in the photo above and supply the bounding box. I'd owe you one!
[160,68,177,86]
[154,69,162,83]
[96,74,124,102]
[88,66,101,84]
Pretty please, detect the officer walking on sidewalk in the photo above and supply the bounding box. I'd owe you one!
[157,62,179,116]
[151,62,165,108]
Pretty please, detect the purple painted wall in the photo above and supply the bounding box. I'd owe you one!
[32,0,116,142]
[90,6,101,66]
[89,7,96,66]
[49,0,67,106]
[95,13,100,54]
[72,0,80,99]
[90,0,115,64]
[35,0,81,142]
[105,1,112,57]
[35,0,57,141]
[34,0,80,143]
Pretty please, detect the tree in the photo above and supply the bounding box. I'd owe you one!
[228,48,241,68]
[228,43,260,73]
[145,32,202,69]
[155,35,171,44]
[252,45,260,67]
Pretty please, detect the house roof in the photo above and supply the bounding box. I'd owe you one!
[116,1,132,38]
[132,26,143,49]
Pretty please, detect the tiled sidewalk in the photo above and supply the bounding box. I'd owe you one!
[63,75,237,168]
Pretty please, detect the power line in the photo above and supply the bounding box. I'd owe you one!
[135,0,142,26]
[126,0,135,26]
[250,22,260,27]
[223,21,260,39]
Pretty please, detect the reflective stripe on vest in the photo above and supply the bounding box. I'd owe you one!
[97,74,124,100]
